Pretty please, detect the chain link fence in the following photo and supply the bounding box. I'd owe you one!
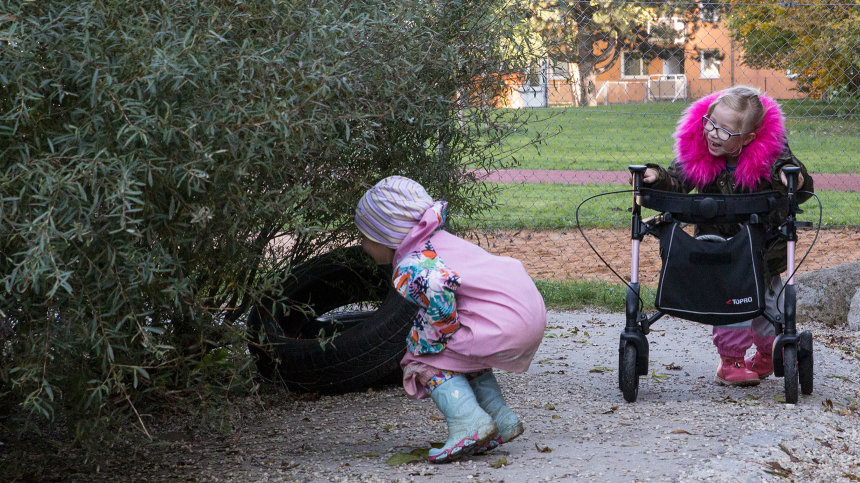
[466,1,858,283]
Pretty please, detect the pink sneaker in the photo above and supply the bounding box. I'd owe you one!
[745,351,774,379]
[715,356,761,386]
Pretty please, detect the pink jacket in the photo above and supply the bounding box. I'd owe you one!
[395,207,546,398]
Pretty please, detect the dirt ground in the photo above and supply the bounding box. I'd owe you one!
[467,228,860,285]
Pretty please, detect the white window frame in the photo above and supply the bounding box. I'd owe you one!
[647,17,687,45]
[698,2,721,23]
[700,49,721,79]
[621,51,650,79]
[549,59,570,80]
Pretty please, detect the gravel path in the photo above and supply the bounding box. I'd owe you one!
[6,310,858,482]
[141,311,860,481]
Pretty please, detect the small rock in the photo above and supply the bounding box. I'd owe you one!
[795,262,860,328]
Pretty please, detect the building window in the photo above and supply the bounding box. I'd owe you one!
[550,59,569,80]
[622,51,650,78]
[700,49,721,79]
[699,2,721,23]
[525,64,542,87]
[648,17,686,45]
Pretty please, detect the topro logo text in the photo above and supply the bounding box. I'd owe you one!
[725,296,753,305]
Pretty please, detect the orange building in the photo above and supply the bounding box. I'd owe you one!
[508,12,805,107]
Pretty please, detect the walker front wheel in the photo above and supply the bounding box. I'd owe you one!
[783,345,799,404]
[620,343,639,403]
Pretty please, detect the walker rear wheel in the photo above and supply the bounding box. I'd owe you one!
[798,331,813,395]
[619,343,639,403]
[783,345,799,404]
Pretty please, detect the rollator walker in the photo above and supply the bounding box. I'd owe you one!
[618,165,814,403]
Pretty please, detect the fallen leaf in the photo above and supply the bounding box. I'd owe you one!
[670,429,692,435]
[544,402,556,410]
[602,406,618,414]
[650,370,669,381]
[490,456,510,468]
[385,448,428,466]
[778,444,801,463]
[767,461,792,473]
[535,442,552,453]
[843,473,860,481]
[663,363,682,370]
[764,470,791,478]
[589,366,612,373]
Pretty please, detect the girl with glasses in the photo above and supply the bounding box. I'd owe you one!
[637,85,815,387]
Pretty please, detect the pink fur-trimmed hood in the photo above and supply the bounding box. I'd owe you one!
[673,92,787,191]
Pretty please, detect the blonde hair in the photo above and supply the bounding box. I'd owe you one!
[706,85,766,133]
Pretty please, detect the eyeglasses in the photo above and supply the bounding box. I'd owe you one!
[702,116,747,141]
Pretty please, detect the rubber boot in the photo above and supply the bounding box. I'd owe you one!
[745,351,774,379]
[469,371,524,454]
[427,375,498,463]
[715,356,761,386]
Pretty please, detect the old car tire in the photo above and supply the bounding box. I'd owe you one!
[247,246,420,393]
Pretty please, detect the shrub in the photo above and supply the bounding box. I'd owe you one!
[0,0,540,439]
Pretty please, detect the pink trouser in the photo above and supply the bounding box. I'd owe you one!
[712,275,783,358]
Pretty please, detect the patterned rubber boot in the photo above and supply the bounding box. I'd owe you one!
[427,375,498,464]
[468,371,524,454]
[745,351,774,379]
[715,356,761,386]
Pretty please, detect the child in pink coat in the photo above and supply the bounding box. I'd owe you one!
[641,86,814,386]
[355,176,547,463]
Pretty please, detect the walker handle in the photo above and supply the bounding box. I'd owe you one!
[629,165,647,192]
[628,166,647,240]
[781,166,800,241]
[782,166,801,195]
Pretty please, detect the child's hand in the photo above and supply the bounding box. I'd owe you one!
[642,168,658,184]
[779,171,805,190]
[628,168,658,185]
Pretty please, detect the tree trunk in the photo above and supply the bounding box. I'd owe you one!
[578,61,599,106]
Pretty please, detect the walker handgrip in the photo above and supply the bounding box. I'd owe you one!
[629,165,647,191]
[782,166,801,194]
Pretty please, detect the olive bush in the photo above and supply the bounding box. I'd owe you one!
[0,0,539,437]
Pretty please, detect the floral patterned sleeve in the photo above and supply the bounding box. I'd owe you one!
[392,240,461,355]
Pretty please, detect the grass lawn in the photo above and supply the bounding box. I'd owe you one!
[454,183,856,230]
[536,279,656,311]
[499,103,859,174]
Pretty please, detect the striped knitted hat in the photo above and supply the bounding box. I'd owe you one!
[355,176,434,249]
